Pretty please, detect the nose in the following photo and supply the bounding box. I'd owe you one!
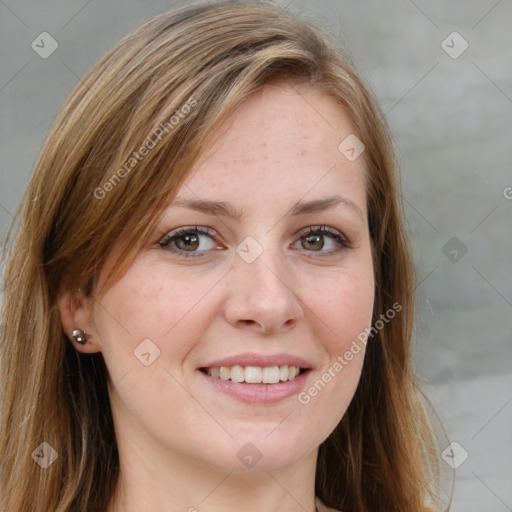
[222,246,304,335]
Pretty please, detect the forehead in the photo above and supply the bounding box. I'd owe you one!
[181,83,367,212]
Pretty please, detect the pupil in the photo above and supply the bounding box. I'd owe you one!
[303,235,323,250]
[178,233,199,250]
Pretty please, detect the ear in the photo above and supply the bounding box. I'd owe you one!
[58,289,102,354]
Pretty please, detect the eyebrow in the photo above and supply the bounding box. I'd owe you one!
[288,195,364,221]
[171,197,246,219]
[170,194,365,221]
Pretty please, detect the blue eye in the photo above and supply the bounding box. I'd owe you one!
[157,226,221,257]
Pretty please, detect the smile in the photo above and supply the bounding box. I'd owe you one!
[200,365,305,384]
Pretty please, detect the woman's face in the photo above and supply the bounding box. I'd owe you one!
[78,83,374,472]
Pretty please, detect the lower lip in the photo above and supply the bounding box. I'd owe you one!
[197,369,311,404]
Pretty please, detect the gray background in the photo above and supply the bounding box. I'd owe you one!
[1,0,511,510]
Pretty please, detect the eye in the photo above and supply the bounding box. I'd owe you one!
[157,226,222,257]
[292,225,351,256]
[157,225,351,259]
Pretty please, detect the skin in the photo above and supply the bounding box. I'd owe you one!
[59,82,375,512]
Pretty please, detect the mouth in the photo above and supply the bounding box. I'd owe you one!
[197,353,313,403]
[199,365,309,384]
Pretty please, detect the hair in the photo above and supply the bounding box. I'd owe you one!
[1,1,452,511]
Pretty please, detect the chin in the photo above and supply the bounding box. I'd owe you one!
[199,431,316,473]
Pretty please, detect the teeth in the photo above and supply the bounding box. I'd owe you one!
[230,365,244,383]
[288,366,299,380]
[205,365,302,383]
[245,366,262,383]
[262,366,280,384]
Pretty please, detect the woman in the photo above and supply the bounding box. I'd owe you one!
[0,1,451,511]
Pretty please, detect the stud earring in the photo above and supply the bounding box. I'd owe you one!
[71,329,89,345]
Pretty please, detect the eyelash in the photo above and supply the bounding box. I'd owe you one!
[156,225,352,259]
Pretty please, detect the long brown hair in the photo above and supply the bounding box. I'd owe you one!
[1,1,451,511]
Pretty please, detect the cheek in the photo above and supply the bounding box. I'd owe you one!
[307,266,375,353]
[297,270,373,430]
[92,264,209,364]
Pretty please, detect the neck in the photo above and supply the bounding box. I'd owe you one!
[107,421,319,512]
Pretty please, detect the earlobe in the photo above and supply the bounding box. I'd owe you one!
[58,289,102,354]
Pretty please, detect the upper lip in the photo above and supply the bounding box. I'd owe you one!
[200,352,313,369]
